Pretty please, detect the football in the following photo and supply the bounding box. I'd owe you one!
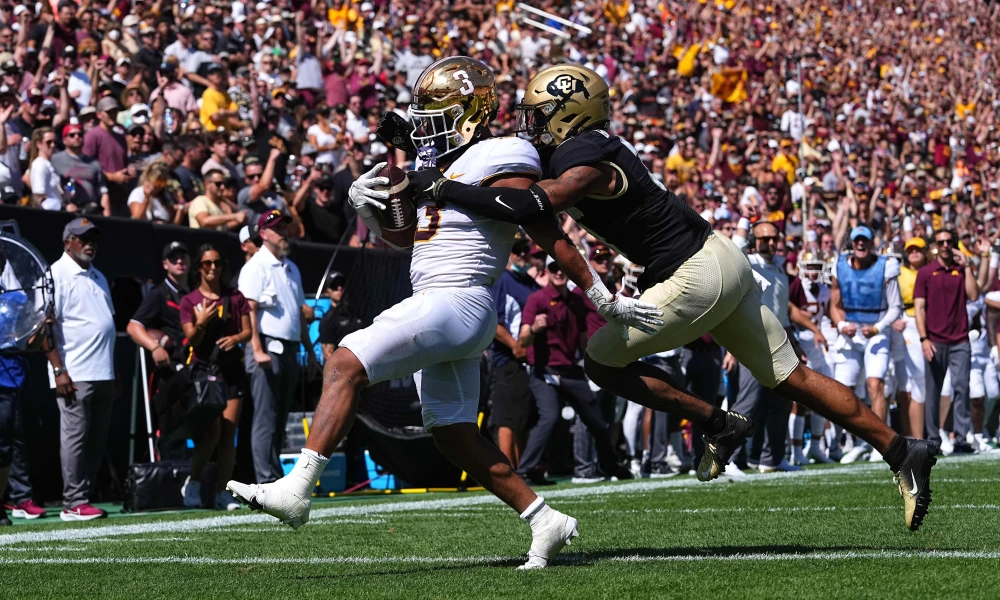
[371,164,417,248]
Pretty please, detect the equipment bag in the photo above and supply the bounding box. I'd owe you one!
[123,460,217,512]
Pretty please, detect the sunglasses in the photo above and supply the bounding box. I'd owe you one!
[65,131,81,138]
[201,259,223,269]
[757,236,779,243]
[546,263,564,275]
[935,238,956,247]
[245,173,261,181]
[42,139,56,146]
[73,235,100,246]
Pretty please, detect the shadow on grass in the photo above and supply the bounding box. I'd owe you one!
[288,544,882,581]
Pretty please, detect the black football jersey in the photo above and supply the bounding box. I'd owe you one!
[544,130,712,291]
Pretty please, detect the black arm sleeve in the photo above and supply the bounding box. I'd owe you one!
[434,180,553,223]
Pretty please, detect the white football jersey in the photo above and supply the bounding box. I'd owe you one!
[410,137,541,293]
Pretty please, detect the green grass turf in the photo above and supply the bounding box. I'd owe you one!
[3,454,1000,599]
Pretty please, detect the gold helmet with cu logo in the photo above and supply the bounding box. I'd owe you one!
[408,56,498,162]
[515,64,611,147]
[798,250,826,283]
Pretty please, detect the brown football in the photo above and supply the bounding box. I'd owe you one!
[371,164,417,248]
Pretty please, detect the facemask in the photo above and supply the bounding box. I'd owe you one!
[511,262,529,274]
[108,30,121,41]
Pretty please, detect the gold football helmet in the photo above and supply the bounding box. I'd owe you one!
[408,56,498,162]
[515,64,611,147]
[798,250,826,283]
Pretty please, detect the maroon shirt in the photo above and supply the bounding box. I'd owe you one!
[572,285,607,338]
[522,285,588,368]
[913,260,970,344]
[179,289,251,363]
[82,126,127,174]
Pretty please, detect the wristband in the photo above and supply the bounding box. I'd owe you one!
[920,336,928,342]
[836,321,849,333]
[737,217,750,231]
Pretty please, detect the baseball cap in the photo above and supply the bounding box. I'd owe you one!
[121,14,139,28]
[116,56,131,67]
[904,237,927,251]
[0,185,17,204]
[61,123,82,138]
[589,244,612,260]
[206,63,224,74]
[323,271,346,290]
[240,135,256,149]
[238,225,258,244]
[79,106,97,119]
[849,225,874,242]
[22,87,42,104]
[161,241,189,259]
[130,103,151,124]
[96,96,120,113]
[0,84,17,100]
[62,217,99,241]
[257,210,290,231]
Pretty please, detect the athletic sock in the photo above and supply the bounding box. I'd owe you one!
[702,407,729,437]
[883,434,908,472]
[520,496,550,526]
[790,415,805,445]
[288,448,329,496]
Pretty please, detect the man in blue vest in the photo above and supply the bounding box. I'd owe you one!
[830,225,903,463]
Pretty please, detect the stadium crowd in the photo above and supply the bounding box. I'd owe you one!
[3,0,1000,524]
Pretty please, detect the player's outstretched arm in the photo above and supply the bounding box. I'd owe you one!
[408,165,611,223]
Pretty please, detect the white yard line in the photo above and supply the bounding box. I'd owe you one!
[2,453,996,547]
[2,549,1000,566]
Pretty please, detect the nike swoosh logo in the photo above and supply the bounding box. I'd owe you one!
[908,470,919,495]
[448,172,464,180]
[495,195,514,210]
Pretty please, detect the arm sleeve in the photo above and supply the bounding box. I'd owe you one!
[434,180,554,223]
[874,278,902,333]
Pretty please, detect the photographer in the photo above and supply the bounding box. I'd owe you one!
[293,167,351,244]
[179,244,251,510]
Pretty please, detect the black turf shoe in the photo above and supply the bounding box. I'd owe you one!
[697,412,754,482]
[893,439,939,531]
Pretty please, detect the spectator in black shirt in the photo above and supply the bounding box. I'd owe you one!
[293,170,352,244]
[126,241,191,370]
[317,272,362,360]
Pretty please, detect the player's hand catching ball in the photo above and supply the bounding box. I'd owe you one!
[407,168,446,201]
[348,162,390,211]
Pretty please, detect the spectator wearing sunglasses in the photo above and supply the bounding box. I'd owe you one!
[126,241,191,372]
[52,123,109,215]
[915,229,983,453]
[27,127,62,210]
[517,256,629,485]
[189,169,246,231]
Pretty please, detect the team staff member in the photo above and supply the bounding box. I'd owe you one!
[46,218,116,521]
[518,257,629,484]
[892,237,929,439]
[238,211,314,483]
[915,229,981,453]
[490,238,540,471]
[126,241,190,370]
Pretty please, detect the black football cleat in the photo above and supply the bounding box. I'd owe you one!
[893,439,939,531]
[697,412,754,482]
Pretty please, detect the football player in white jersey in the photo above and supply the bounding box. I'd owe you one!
[787,251,834,464]
[227,57,659,570]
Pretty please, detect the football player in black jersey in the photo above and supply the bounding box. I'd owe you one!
[404,64,938,532]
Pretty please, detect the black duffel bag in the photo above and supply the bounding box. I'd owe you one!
[153,350,228,442]
[123,460,217,512]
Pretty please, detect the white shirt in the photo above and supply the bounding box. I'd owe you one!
[346,109,370,140]
[127,186,170,221]
[747,253,790,327]
[48,253,116,385]
[238,245,304,341]
[306,124,337,165]
[30,156,62,210]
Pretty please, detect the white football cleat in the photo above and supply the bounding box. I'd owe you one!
[517,498,579,570]
[758,459,802,473]
[227,449,328,529]
[839,442,871,464]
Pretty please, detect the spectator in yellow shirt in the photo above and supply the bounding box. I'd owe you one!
[199,64,242,130]
[771,139,799,185]
[665,136,697,183]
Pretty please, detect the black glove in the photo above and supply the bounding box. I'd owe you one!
[376,111,417,157]
[407,168,447,201]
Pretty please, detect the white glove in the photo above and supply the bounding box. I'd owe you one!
[586,287,663,338]
[990,345,999,369]
[348,162,390,211]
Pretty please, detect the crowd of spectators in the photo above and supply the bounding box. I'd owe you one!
[4,0,1000,523]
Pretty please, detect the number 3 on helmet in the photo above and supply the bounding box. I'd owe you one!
[409,57,498,162]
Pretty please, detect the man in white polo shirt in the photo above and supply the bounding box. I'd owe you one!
[45,218,116,521]
[239,210,311,483]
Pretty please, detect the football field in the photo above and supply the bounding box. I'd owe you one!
[3,453,1000,599]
